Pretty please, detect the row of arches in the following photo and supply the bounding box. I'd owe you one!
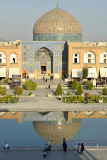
[73,51,107,64]
[0,52,17,64]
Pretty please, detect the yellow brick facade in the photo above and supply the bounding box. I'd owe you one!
[68,42,107,77]
[0,42,22,78]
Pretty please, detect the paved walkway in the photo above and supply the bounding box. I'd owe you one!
[0,95,107,112]
[0,92,107,112]
[0,147,107,160]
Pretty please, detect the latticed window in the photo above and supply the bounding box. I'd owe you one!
[84,51,95,64]
[100,52,107,63]
[0,51,6,64]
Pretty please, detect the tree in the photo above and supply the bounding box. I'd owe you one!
[82,65,88,79]
[77,83,83,95]
[72,79,78,90]
[56,83,62,95]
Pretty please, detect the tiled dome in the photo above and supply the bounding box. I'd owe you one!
[33,8,82,34]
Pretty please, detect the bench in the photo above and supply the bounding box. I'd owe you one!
[71,101,79,103]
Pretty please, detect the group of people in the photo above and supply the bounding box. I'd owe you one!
[77,143,84,154]
[43,140,52,158]
[43,139,85,158]
[43,76,47,82]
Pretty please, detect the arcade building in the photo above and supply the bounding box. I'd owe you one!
[0,3,107,80]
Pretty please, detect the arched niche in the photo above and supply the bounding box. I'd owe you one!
[0,51,6,64]
[10,53,17,64]
[84,51,95,64]
[35,47,53,74]
[73,52,80,64]
[100,51,107,64]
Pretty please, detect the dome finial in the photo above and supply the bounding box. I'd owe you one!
[57,0,58,8]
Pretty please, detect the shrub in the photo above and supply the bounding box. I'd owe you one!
[0,86,6,95]
[4,78,9,84]
[56,83,62,95]
[103,88,107,95]
[101,79,105,84]
[72,79,78,90]
[67,91,71,96]
[73,96,78,101]
[90,95,96,101]
[15,86,23,95]
[86,82,93,90]
[70,96,73,101]
[78,96,85,103]
[24,81,37,90]
[29,91,33,95]
[77,83,83,95]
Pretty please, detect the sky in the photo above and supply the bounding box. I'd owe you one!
[0,0,107,42]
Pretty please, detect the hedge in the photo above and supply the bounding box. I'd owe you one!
[24,81,37,90]
[0,86,6,95]
[15,86,23,95]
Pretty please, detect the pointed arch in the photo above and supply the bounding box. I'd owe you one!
[0,51,6,64]
[10,53,17,64]
[73,52,80,64]
[100,51,107,64]
[35,47,53,74]
[84,51,95,64]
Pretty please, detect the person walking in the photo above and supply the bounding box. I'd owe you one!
[77,143,81,154]
[48,140,52,151]
[81,143,84,154]
[48,84,50,90]
[62,138,67,152]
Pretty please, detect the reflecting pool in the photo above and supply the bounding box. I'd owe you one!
[0,111,107,147]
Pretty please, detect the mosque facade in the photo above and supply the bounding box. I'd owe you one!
[0,4,107,80]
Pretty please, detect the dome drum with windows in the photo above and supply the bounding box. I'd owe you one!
[33,7,82,42]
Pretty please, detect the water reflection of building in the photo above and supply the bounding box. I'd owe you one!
[1,111,107,145]
[0,112,22,123]
[22,112,81,145]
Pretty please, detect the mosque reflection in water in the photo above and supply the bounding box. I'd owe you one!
[0,111,81,145]
[0,111,107,145]
[24,112,81,145]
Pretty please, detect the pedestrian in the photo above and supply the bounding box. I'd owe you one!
[63,138,66,143]
[44,143,48,153]
[48,140,52,151]
[4,142,9,150]
[43,149,47,158]
[77,143,81,154]
[81,143,84,154]
[62,138,67,152]
[43,76,45,81]
[48,84,50,89]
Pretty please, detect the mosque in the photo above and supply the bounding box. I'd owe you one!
[0,1,107,80]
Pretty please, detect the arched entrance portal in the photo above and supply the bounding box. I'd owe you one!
[35,47,53,77]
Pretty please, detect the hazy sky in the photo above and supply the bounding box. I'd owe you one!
[0,0,107,42]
